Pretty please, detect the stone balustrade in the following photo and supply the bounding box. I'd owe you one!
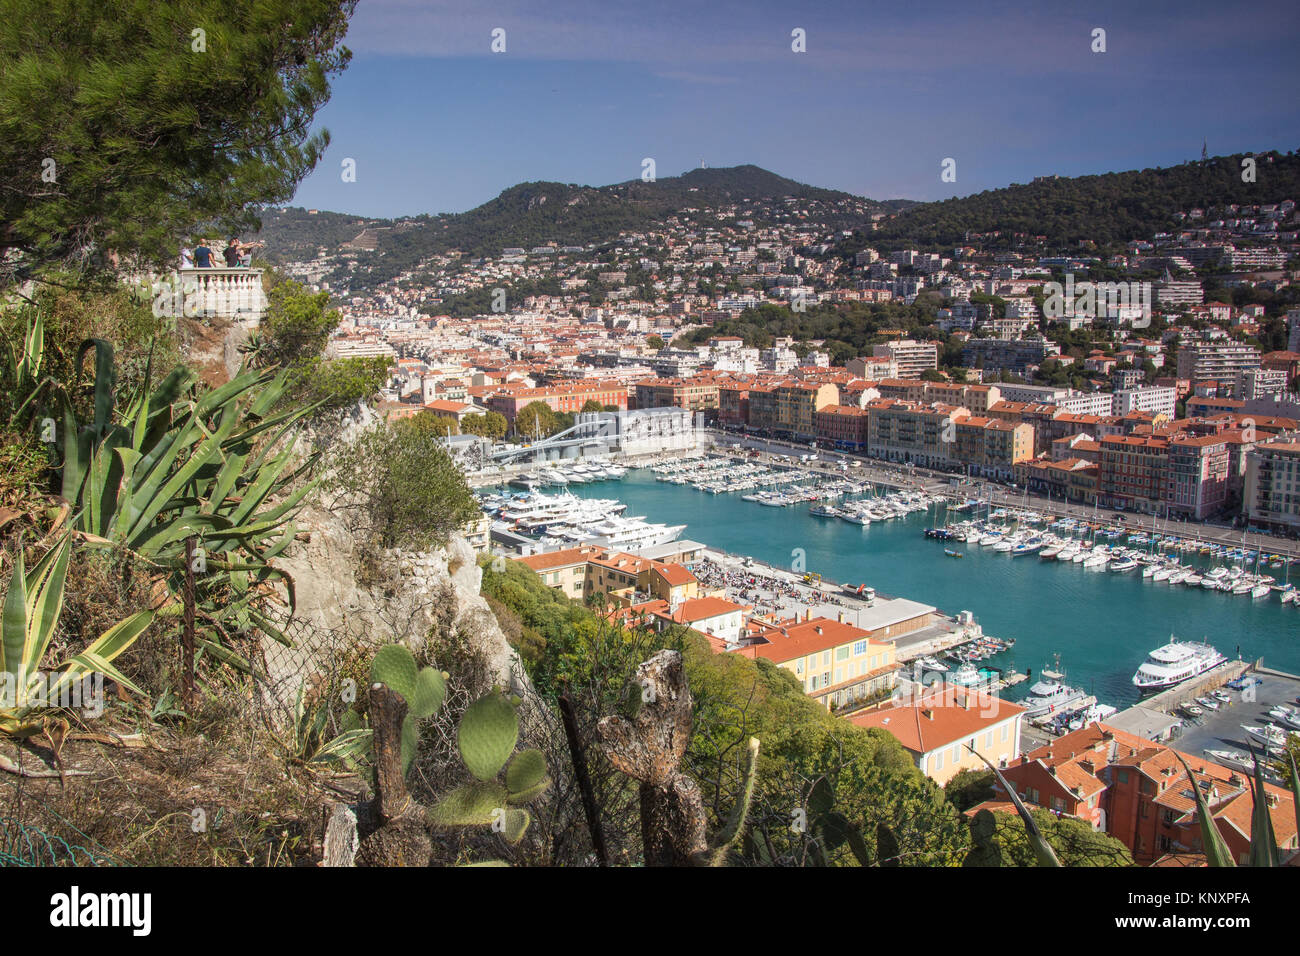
[167,267,268,324]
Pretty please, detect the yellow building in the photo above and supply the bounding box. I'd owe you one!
[775,382,839,440]
[736,615,900,710]
[850,685,1026,784]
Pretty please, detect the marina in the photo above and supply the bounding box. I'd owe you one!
[553,457,1300,710]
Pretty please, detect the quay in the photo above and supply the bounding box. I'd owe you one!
[695,546,1024,690]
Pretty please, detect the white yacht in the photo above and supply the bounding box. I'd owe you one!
[1204,748,1277,779]
[538,468,569,487]
[1242,724,1291,754]
[1131,638,1226,692]
[1021,677,1088,718]
[948,662,989,688]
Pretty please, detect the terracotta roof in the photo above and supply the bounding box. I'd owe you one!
[849,684,1025,754]
[738,616,876,663]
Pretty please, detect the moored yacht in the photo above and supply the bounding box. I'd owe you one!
[1020,676,1088,718]
[1131,638,1226,692]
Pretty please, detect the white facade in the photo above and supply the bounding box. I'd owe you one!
[1112,386,1177,418]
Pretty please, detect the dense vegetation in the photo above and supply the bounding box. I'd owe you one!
[0,0,356,284]
[483,557,988,866]
[841,151,1300,254]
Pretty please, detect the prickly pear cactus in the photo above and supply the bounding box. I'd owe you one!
[429,688,551,844]
[369,644,447,773]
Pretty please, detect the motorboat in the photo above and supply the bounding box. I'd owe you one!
[1204,748,1277,779]
[1242,723,1290,754]
[1021,677,1088,718]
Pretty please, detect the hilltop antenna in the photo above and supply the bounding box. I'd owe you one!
[1201,139,1208,162]
[700,158,707,169]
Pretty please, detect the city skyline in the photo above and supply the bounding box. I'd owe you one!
[287,0,1300,218]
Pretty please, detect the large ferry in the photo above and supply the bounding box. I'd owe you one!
[1131,638,1226,692]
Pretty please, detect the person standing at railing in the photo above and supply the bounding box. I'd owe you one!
[237,239,264,267]
[223,238,241,267]
[193,239,217,268]
[180,244,194,269]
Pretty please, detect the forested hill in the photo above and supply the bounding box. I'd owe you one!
[841,150,1300,255]
[253,165,911,278]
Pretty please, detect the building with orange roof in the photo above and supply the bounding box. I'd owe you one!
[849,684,1025,785]
[734,615,899,711]
[979,722,1298,865]
[813,404,869,449]
[635,595,750,644]
[517,547,700,606]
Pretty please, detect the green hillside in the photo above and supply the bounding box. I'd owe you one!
[847,150,1300,254]
[253,165,904,287]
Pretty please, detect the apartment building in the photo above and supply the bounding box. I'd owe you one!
[872,339,939,378]
[737,615,900,711]
[1243,441,1300,532]
[634,377,720,413]
[1112,386,1177,418]
[876,380,1001,414]
[1176,343,1261,386]
[1165,434,1230,519]
[1154,275,1204,307]
[1097,435,1171,513]
[812,404,869,449]
[867,400,969,469]
[717,381,750,426]
[487,380,628,425]
[774,381,840,440]
[747,384,780,432]
[953,417,1035,479]
[962,337,1059,374]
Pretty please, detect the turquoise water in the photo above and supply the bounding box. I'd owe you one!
[561,468,1299,709]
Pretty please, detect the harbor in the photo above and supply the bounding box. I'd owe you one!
[551,457,1299,711]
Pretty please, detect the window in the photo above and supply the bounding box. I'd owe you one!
[836,646,850,662]
[1000,724,1009,742]
[935,750,944,771]
[853,640,868,655]
[984,731,993,749]
[795,661,803,675]
[822,652,831,667]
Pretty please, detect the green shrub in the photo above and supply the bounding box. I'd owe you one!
[325,418,478,552]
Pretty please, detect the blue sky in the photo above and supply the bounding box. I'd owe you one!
[287,0,1300,217]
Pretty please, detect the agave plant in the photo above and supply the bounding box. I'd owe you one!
[1,534,152,736]
[0,313,53,430]
[55,339,321,667]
